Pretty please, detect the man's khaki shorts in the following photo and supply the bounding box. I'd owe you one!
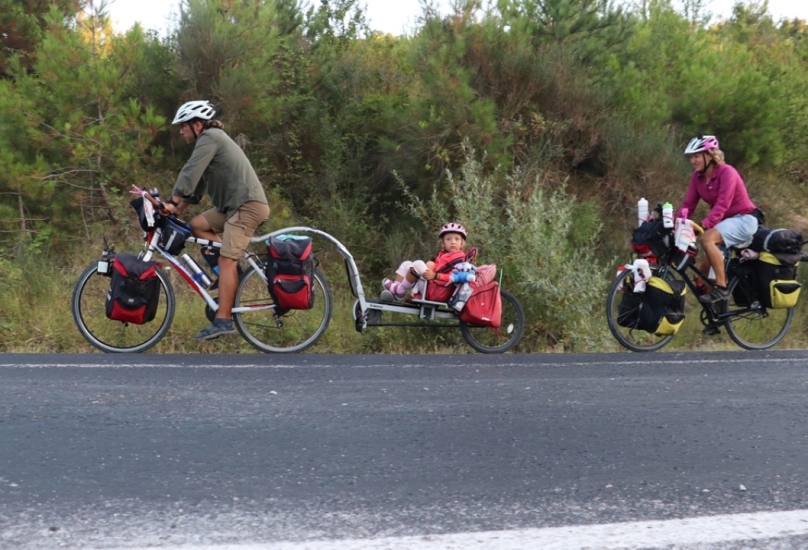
[201,201,270,260]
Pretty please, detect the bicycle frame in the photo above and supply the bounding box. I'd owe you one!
[140,229,266,314]
[655,249,759,326]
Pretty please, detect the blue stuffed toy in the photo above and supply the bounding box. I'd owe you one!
[449,261,476,284]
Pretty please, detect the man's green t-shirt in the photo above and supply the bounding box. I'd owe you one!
[172,128,267,220]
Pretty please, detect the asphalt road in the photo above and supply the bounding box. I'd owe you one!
[1,351,808,549]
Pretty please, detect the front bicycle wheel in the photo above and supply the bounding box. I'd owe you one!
[724,276,794,350]
[233,266,332,353]
[460,289,525,353]
[606,268,674,352]
[72,262,175,353]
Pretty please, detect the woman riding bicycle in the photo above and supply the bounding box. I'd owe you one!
[161,100,269,341]
[677,135,760,305]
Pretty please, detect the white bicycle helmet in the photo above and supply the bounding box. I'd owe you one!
[172,100,216,125]
[439,222,467,239]
[684,135,719,155]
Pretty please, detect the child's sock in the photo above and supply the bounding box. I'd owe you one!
[389,279,413,296]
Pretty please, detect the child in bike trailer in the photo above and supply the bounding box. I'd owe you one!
[381,222,470,302]
[678,135,761,305]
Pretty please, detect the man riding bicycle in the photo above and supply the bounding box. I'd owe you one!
[160,100,269,341]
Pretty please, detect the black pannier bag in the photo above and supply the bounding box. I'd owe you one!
[266,235,315,311]
[617,286,643,329]
[105,254,161,324]
[726,258,756,307]
[754,252,801,309]
[158,217,193,256]
[631,220,670,261]
[750,227,804,254]
[636,277,686,335]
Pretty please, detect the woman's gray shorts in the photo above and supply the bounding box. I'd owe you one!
[715,214,759,249]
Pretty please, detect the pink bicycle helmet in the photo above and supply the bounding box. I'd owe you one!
[684,135,719,155]
[439,222,467,239]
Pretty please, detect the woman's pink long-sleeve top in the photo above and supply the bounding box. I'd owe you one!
[676,164,756,230]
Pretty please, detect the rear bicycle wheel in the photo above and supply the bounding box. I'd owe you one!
[460,289,525,353]
[723,276,794,350]
[606,268,674,352]
[71,262,175,353]
[233,266,332,353]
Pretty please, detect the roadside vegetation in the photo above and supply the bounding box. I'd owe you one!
[2,0,808,352]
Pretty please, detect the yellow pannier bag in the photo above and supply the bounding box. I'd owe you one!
[757,252,801,309]
[638,277,686,336]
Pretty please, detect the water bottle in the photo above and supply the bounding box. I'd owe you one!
[181,253,213,289]
[662,202,674,229]
[452,283,473,311]
[202,246,220,276]
[637,198,649,227]
[694,276,709,296]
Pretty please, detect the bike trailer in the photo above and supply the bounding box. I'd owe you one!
[266,235,315,311]
[105,253,161,325]
[158,217,193,256]
[619,276,686,335]
[458,281,502,328]
[755,252,801,309]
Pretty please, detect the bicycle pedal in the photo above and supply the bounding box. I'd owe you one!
[702,325,721,336]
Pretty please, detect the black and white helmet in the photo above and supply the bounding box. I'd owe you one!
[172,100,216,125]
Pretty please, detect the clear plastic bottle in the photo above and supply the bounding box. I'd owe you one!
[638,198,649,227]
[662,202,674,229]
[452,283,473,311]
[181,253,213,289]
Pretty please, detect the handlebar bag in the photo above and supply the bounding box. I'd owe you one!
[158,217,192,256]
[458,281,502,328]
[105,254,160,325]
[266,235,314,311]
[636,277,686,335]
[755,252,801,309]
[631,220,670,262]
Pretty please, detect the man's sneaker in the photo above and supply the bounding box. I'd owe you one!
[698,285,729,304]
[194,318,237,341]
[380,279,405,302]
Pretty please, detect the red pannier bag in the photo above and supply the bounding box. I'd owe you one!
[458,281,502,328]
[266,235,315,311]
[105,253,160,324]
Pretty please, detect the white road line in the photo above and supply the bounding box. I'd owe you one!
[115,509,808,549]
[1,356,808,369]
